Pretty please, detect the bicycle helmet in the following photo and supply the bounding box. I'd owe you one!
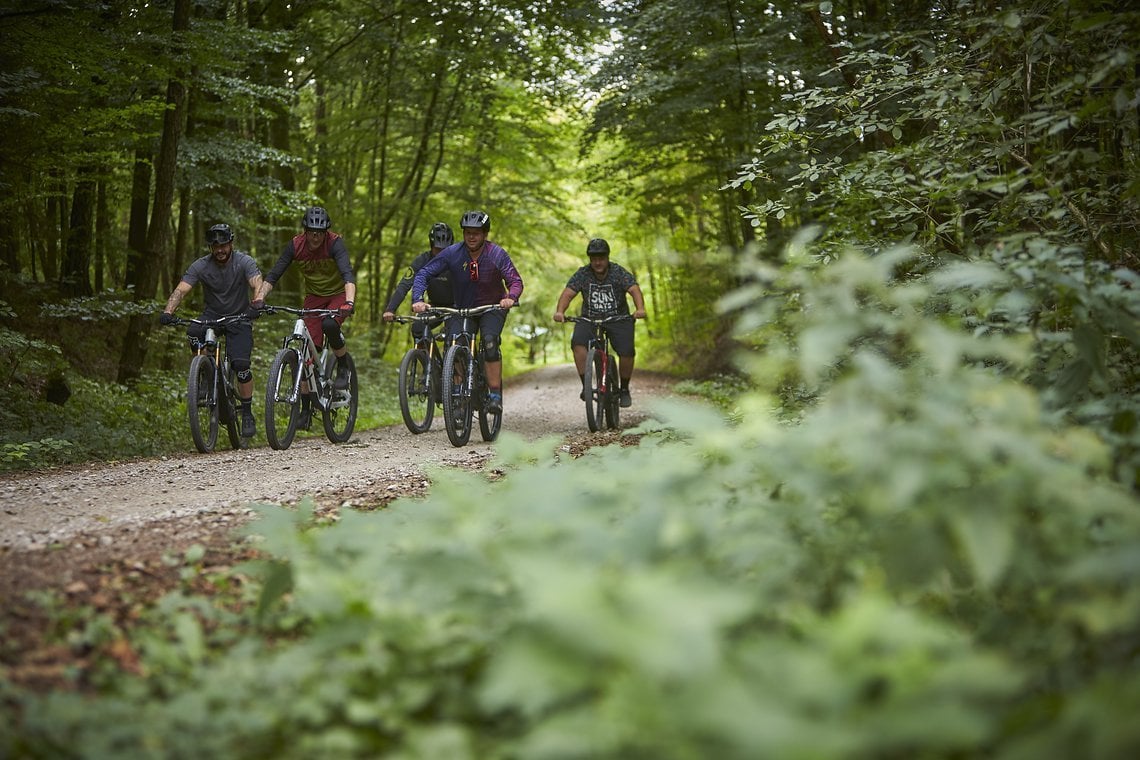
[459,210,491,232]
[429,222,454,248]
[586,238,610,257]
[302,206,332,230]
[206,223,234,245]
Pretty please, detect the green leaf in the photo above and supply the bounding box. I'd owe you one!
[950,509,1013,588]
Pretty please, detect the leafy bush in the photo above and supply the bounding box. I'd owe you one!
[5,241,1137,758]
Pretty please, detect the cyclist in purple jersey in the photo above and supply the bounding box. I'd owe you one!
[159,223,264,437]
[553,238,647,408]
[411,210,523,414]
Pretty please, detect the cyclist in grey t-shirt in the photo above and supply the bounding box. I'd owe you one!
[552,238,647,408]
[160,223,264,438]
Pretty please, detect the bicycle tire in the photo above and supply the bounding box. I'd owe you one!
[604,352,621,430]
[323,353,358,443]
[398,348,434,434]
[223,364,246,450]
[477,353,501,442]
[265,348,300,450]
[187,354,219,453]
[583,347,605,433]
[442,342,473,446]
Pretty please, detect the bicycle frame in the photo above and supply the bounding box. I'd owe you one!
[261,304,359,449]
[270,307,343,412]
[427,304,503,446]
[393,313,448,434]
[167,314,247,452]
[567,314,631,432]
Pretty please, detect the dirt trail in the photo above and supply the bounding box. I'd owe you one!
[0,364,674,551]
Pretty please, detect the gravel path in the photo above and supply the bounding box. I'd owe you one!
[0,364,674,551]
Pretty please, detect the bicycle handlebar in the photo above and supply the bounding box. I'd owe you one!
[565,314,635,325]
[423,304,504,318]
[163,314,250,327]
[258,305,343,319]
[391,313,438,324]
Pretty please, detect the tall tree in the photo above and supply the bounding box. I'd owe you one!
[117,0,192,384]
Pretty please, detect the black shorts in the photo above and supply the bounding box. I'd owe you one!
[187,317,253,366]
[571,318,635,357]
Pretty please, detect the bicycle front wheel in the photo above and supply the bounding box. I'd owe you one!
[478,354,501,442]
[224,366,246,450]
[398,348,434,434]
[442,343,473,447]
[323,352,358,443]
[265,348,300,450]
[187,354,219,453]
[583,347,605,433]
[603,352,621,430]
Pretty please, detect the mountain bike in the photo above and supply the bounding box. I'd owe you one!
[260,306,358,450]
[392,313,447,434]
[430,305,504,447]
[165,315,249,453]
[566,314,633,432]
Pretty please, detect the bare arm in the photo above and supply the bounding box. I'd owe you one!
[254,281,274,302]
[628,283,647,319]
[552,287,577,322]
[163,281,194,314]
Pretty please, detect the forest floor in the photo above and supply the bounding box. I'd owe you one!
[0,364,677,692]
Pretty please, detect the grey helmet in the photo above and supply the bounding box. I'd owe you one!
[459,210,490,232]
[206,223,234,245]
[302,206,332,230]
[429,222,454,248]
[586,238,610,257]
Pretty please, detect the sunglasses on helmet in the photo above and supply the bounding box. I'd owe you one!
[206,230,231,245]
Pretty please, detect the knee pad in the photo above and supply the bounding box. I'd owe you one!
[322,317,346,350]
[233,359,252,383]
[482,335,502,362]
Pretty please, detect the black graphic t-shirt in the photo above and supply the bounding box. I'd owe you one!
[565,262,638,318]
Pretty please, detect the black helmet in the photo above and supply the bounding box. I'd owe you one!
[429,222,454,248]
[586,238,610,257]
[459,210,491,232]
[302,206,332,230]
[206,223,234,245]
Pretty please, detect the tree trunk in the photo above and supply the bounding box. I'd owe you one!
[95,178,108,291]
[117,0,191,385]
[62,169,95,296]
[123,146,152,288]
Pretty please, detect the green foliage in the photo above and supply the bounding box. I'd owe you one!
[6,239,1138,757]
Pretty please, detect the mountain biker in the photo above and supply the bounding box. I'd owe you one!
[552,237,647,408]
[410,210,523,414]
[382,221,455,340]
[159,222,264,438]
[252,206,356,430]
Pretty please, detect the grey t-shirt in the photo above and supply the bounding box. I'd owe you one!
[181,251,261,316]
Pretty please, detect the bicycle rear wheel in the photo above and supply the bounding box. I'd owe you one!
[442,343,473,447]
[477,354,501,442]
[398,348,434,433]
[583,347,605,432]
[323,353,358,443]
[265,348,300,450]
[603,353,621,430]
[187,354,219,453]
